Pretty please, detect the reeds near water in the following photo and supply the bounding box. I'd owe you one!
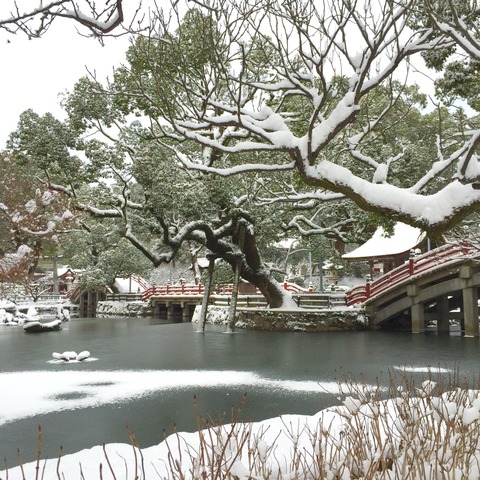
[3,371,480,479]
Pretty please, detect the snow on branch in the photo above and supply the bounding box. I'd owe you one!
[257,188,344,206]
[60,1,125,34]
[426,4,480,61]
[0,0,133,38]
[166,143,296,176]
[142,0,479,236]
[306,160,479,231]
[0,245,32,280]
[285,215,352,242]
[409,132,480,193]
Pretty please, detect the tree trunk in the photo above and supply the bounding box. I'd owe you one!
[188,241,202,285]
[226,224,246,333]
[197,256,215,333]
[222,222,290,309]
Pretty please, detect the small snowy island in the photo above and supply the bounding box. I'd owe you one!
[52,350,91,362]
[0,304,41,325]
[23,319,62,333]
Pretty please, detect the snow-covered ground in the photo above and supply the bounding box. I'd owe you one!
[1,368,479,479]
[0,302,73,325]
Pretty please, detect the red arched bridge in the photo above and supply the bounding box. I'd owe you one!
[346,241,480,336]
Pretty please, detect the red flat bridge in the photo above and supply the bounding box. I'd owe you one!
[141,281,345,321]
[347,241,480,336]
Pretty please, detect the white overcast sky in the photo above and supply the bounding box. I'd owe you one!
[0,23,130,147]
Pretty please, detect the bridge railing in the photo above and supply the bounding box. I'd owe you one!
[142,284,205,299]
[106,293,144,302]
[65,283,81,299]
[283,281,314,293]
[142,280,313,301]
[346,240,480,306]
[130,274,151,291]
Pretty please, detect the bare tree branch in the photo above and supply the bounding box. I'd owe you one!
[0,0,140,39]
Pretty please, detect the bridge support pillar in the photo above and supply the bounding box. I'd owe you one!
[463,286,479,338]
[408,285,424,333]
[153,301,161,318]
[167,303,174,321]
[87,291,94,317]
[411,302,425,333]
[437,296,450,334]
[181,303,190,322]
[460,266,479,338]
[365,306,376,329]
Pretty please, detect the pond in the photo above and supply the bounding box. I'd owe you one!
[1,316,480,466]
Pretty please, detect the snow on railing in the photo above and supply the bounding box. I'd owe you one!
[346,240,480,306]
[283,281,314,293]
[14,294,69,305]
[142,280,313,300]
[142,283,206,300]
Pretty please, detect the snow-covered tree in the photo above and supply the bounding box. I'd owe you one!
[0,152,74,281]
[103,0,479,241]
[6,0,480,308]
[0,0,134,282]
[61,226,154,291]
[0,0,129,39]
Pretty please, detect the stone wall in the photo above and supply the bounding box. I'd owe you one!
[192,306,368,332]
[96,300,153,317]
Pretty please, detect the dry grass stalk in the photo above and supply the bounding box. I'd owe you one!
[4,372,480,479]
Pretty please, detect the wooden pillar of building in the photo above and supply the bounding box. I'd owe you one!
[408,284,425,333]
[87,291,93,317]
[153,301,161,318]
[461,265,479,338]
[436,295,450,334]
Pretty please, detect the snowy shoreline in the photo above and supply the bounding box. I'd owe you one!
[2,379,480,479]
[0,302,74,326]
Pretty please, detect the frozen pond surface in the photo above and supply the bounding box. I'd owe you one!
[1,316,479,465]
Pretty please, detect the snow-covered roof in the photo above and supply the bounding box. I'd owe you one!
[274,238,299,250]
[114,277,147,293]
[197,257,210,269]
[342,223,425,261]
[57,267,72,277]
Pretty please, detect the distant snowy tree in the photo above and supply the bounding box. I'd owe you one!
[60,219,153,291]
[0,152,74,280]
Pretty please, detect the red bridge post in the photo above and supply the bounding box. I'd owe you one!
[365,274,371,298]
[408,249,415,276]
